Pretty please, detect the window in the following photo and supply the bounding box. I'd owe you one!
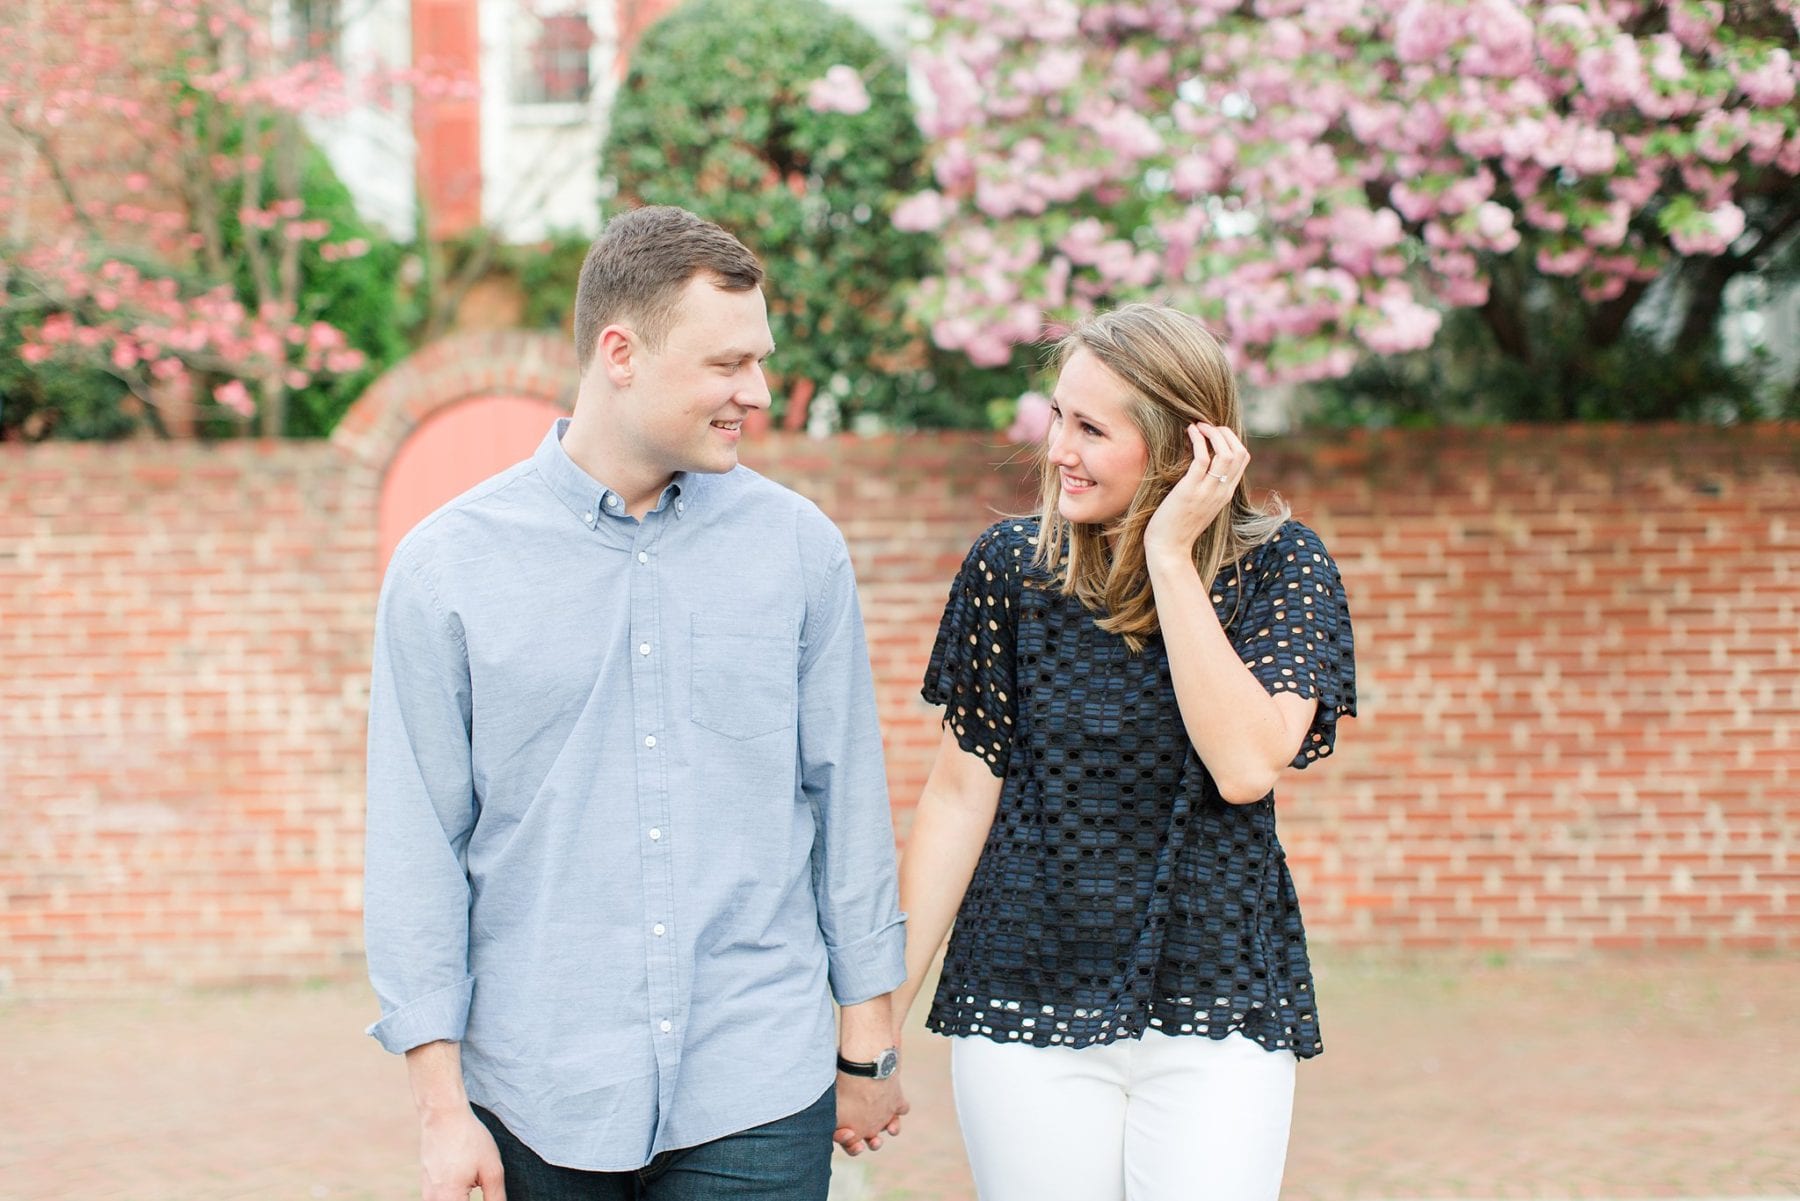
[289,0,341,62]
[515,3,595,105]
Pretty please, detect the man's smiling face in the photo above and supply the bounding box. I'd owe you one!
[620,273,775,478]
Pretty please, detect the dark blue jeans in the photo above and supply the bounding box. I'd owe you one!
[472,1087,835,1200]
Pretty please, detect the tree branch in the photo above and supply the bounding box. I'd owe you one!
[1479,257,1533,366]
[1584,280,1651,349]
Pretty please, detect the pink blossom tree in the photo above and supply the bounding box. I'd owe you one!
[900,0,1800,412]
[1,0,460,437]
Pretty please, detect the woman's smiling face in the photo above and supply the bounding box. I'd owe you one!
[1046,348,1150,527]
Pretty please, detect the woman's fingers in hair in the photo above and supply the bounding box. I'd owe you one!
[1185,423,1213,471]
[1190,423,1248,485]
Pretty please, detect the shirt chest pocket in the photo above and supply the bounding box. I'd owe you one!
[690,615,798,741]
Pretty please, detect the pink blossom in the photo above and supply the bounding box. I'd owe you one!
[1736,48,1796,107]
[1522,197,1569,233]
[1646,34,1686,83]
[214,380,255,418]
[806,65,871,116]
[1440,171,1494,215]
[1085,104,1162,162]
[1695,109,1749,164]
[1582,200,1631,248]
[1699,200,1742,244]
[1498,117,1547,163]
[893,190,959,233]
[1536,4,1593,70]
[1462,0,1535,77]
[898,0,1800,388]
[1575,37,1646,106]
[1389,182,1437,223]
[1017,244,1058,297]
[1170,155,1220,199]
[1439,276,1490,306]
[1536,244,1592,275]
[1347,100,1401,145]
[1580,274,1629,302]
[1027,47,1084,93]
[1609,163,1664,208]
[1358,283,1442,355]
[1667,0,1722,50]
[1473,201,1518,250]
[1566,125,1619,176]
[1007,391,1053,443]
[1394,0,1458,64]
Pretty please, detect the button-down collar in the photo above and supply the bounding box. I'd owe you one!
[534,419,694,530]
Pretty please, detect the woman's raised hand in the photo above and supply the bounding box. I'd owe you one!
[1143,423,1248,564]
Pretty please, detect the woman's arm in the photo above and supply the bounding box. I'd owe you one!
[1143,423,1318,804]
[892,727,1006,1034]
[1147,552,1318,803]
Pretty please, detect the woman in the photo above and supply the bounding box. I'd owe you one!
[893,304,1355,1200]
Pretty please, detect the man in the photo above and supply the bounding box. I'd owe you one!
[364,205,907,1201]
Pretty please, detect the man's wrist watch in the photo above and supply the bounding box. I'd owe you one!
[836,1046,899,1080]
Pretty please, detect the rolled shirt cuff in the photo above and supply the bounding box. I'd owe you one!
[826,915,907,1006]
[366,975,475,1054]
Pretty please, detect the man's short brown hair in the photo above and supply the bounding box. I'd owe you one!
[572,206,764,370]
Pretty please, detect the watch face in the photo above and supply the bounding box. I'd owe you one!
[875,1047,899,1079]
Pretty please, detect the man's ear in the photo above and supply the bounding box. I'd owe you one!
[596,324,636,387]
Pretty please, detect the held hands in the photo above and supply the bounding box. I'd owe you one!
[832,1070,908,1157]
[1143,422,1250,567]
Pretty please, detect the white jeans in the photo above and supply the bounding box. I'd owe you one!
[950,1029,1296,1201]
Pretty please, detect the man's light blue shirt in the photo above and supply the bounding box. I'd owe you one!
[364,420,906,1170]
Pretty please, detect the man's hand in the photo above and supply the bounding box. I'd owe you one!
[406,1040,505,1201]
[419,1107,506,1201]
[833,1072,908,1156]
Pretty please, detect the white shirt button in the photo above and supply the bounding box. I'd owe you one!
[644,735,656,749]
[637,551,648,564]
[652,923,665,936]
[659,1019,672,1033]
[676,501,685,514]
[583,512,595,525]
[648,827,661,841]
[639,642,651,656]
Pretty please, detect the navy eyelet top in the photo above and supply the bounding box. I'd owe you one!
[921,517,1356,1058]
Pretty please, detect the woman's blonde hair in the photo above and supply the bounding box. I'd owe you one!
[1033,304,1290,651]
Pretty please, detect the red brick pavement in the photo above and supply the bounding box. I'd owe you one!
[2,953,1795,1200]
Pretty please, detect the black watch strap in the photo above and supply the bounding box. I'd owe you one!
[836,1046,899,1079]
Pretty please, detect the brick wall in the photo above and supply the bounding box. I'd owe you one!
[1257,427,1798,952]
[1,442,378,993]
[3,365,1795,994]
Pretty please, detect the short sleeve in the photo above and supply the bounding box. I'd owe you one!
[921,523,1025,776]
[1233,522,1357,768]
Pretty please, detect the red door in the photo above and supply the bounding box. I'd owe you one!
[378,395,568,571]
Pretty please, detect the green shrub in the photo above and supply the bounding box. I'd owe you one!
[3,113,407,441]
[509,231,594,337]
[602,0,1024,430]
[1302,303,1787,428]
[0,274,140,441]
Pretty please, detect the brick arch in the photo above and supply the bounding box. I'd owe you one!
[333,328,578,477]
[332,330,578,572]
